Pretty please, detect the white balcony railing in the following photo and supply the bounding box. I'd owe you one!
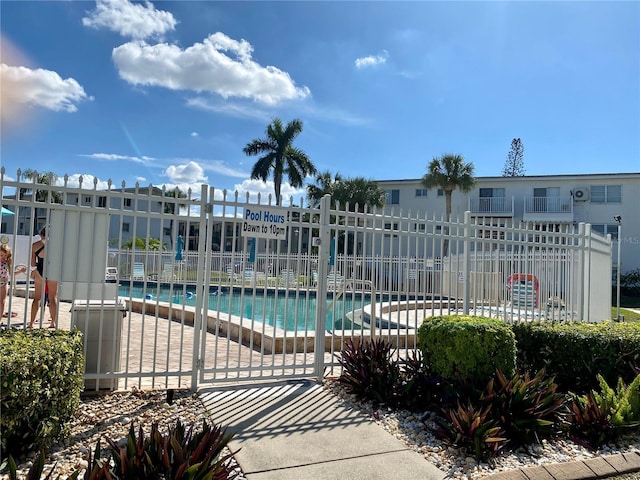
[468,197,514,216]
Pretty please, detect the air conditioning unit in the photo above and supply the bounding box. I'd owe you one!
[572,186,590,202]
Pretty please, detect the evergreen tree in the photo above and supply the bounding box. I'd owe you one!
[502,138,525,176]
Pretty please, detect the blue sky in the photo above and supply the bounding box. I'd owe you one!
[1,0,639,202]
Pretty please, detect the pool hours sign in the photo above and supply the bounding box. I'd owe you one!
[243,207,288,239]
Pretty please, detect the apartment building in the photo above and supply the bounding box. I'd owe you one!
[377,172,640,275]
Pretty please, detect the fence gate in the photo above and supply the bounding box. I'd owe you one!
[195,187,332,386]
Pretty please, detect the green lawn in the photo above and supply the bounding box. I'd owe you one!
[611,307,640,322]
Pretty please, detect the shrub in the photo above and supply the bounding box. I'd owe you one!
[338,337,400,405]
[512,321,640,394]
[0,328,84,459]
[621,268,640,297]
[2,419,239,480]
[436,402,507,461]
[417,315,516,386]
[482,369,567,447]
[398,350,443,412]
[566,373,640,449]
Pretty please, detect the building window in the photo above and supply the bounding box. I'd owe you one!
[83,195,92,204]
[479,188,506,212]
[592,224,619,240]
[591,185,621,203]
[123,198,132,207]
[385,189,400,204]
[437,189,444,197]
[384,222,398,237]
[163,227,172,236]
[414,223,426,232]
[122,222,130,233]
[415,189,428,197]
[97,196,107,208]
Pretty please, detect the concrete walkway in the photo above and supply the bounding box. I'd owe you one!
[199,379,446,480]
[199,379,640,480]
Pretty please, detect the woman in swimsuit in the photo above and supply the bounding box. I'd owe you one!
[0,244,11,320]
[28,227,58,329]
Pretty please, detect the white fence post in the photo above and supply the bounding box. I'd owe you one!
[314,195,331,380]
[462,211,471,314]
[191,185,210,391]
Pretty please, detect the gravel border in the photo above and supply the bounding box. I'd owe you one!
[4,382,640,480]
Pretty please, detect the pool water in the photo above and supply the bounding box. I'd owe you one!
[119,285,366,332]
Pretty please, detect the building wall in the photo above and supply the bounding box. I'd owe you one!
[378,173,640,274]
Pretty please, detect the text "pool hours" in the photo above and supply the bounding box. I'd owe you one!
[242,207,288,240]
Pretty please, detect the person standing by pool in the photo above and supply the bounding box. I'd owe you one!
[0,244,12,319]
[28,227,58,329]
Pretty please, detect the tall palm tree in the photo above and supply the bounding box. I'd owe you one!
[21,169,62,234]
[306,170,343,208]
[243,118,317,206]
[163,187,187,249]
[421,154,476,256]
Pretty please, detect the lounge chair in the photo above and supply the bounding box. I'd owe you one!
[279,269,298,287]
[161,262,176,281]
[132,262,146,281]
[327,270,344,290]
[105,267,118,282]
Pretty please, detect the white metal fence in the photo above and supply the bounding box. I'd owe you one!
[0,170,612,390]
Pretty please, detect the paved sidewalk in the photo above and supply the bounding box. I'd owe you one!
[199,379,446,480]
[200,380,640,480]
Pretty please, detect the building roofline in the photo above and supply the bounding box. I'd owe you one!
[377,172,640,184]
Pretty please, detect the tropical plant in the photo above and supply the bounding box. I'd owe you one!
[20,169,63,234]
[243,118,317,206]
[306,170,343,207]
[421,154,475,256]
[338,338,400,405]
[481,369,567,447]
[121,236,166,250]
[398,350,442,412]
[2,420,238,480]
[333,177,386,212]
[567,391,619,449]
[436,402,507,461]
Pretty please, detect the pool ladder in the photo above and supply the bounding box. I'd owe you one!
[327,279,378,339]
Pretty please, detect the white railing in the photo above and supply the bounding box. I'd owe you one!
[1,171,613,390]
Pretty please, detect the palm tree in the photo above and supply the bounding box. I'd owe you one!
[306,170,343,208]
[163,187,187,249]
[421,154,476,256]
[333,177,386,213]
[243,118,317,206]
[21,169,63,234]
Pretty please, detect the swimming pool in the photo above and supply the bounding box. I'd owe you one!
[119,284,366,332]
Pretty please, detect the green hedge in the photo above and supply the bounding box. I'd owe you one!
[0,328,84,460]
[417,315,516,385]
[511,321,640,394]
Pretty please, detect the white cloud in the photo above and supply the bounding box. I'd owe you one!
[164,161,208,184]
[186,97,272,122]
[82,0,176,40]
[355,50,389,69]
[113,33,310,105]
[190,131,199,137]
[0,64,89,112]
[61,174,112,190]
[231,179,307,206]
[79,153,154,164]
[201,160,248,179]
